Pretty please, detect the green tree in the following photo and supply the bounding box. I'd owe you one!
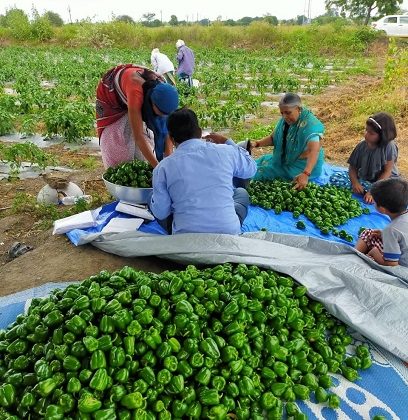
[142,12,155,26]
[223,19,236,26]
[31,9,53,41]
[264,14,278,25]
[325,0,402,25]
[150,19,162,27]
[280,18,297,25]
[1,8,31,39]
[312,9,347,24]
[297,14,308,24]
[169,15,179,26]
[115,15,135,24]
[237,16,255,25]
[43,11,64,26]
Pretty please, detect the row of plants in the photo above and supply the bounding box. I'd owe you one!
[0,45,373,141]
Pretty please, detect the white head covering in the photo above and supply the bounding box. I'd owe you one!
[176,39,185,48]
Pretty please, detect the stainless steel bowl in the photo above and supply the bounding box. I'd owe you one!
[102,175,153,204]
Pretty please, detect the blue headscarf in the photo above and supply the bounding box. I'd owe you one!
[142,82,179,161]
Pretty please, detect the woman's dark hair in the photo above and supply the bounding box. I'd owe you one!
[167,108,201,144]
[371,178,408,214]
[366,112,397,147]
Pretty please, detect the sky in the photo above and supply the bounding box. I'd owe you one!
[2,0,406,23]
[2,0,408,23]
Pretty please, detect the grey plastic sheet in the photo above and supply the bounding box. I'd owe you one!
[90,231,408,360]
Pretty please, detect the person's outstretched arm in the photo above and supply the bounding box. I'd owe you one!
[252,134,273,149]
[127,105,158,167]
[293,141,320,190]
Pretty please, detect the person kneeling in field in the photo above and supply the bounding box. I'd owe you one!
[150,108,257,234]
[356,178,408,267]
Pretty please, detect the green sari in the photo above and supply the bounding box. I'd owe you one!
[254,108,325,181]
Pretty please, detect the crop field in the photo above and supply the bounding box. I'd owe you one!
[0,31,407,293]
[0,46,372,142]
[0,21,407,420]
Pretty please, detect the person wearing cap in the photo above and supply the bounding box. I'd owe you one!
[252,93,325,190]
[96,64,179,168]
[150,108,257,234]
[151,48,176,86]
[175,40,195,87]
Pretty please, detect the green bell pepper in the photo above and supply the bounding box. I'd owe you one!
[109,346,126,367]
[78,394,102,413]
[67,377,82,393]
[63,355,81,371]
[90,350,107,370]
[199,389,220,406]
[120,392,144,410]
[97,335,112,352]
[90,368,109,392]
[0,383,16,408]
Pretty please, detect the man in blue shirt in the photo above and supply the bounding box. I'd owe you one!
[150,108,257,234]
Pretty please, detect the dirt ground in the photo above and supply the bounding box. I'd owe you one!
[1,55,407,297]
[0,147,184,297]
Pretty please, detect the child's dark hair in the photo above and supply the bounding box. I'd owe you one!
[366,112,397,147]
[167,108,201,144]
[371,178,408,213]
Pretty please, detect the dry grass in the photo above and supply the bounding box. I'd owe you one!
[306,41,408,174]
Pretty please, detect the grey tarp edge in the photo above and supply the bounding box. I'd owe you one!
[89,231,408,360]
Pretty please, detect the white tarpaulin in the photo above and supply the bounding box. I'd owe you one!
[88,231,408,360]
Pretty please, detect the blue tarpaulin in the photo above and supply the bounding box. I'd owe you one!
[0,279,407,420]
[17,163,400,419]
[66,164,390,246]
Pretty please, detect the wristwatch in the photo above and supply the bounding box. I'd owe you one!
[303,170,311,176]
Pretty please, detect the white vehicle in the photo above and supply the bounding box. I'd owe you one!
[371,15,408,37]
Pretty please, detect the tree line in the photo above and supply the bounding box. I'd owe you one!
[0,0,404,36]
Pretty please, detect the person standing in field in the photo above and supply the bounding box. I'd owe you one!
[96,65,179,169]
[151,48,176,86]
[175,40,195,87]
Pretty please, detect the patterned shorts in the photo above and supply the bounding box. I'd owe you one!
[359,228,383,252]
[329,172,372,192]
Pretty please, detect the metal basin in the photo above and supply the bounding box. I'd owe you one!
[102,175,153,204]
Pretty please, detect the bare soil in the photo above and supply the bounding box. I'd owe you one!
[0,145,182,297]
[1,53,407,296]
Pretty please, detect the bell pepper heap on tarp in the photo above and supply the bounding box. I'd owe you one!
[249,179,368,239]
[0,263,374,418]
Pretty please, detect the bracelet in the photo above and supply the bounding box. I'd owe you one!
[303,170,311,177]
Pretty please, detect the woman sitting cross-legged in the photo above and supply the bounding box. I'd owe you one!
[252,93,325,190]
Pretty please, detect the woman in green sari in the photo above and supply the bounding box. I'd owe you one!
[252,93,325,190]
